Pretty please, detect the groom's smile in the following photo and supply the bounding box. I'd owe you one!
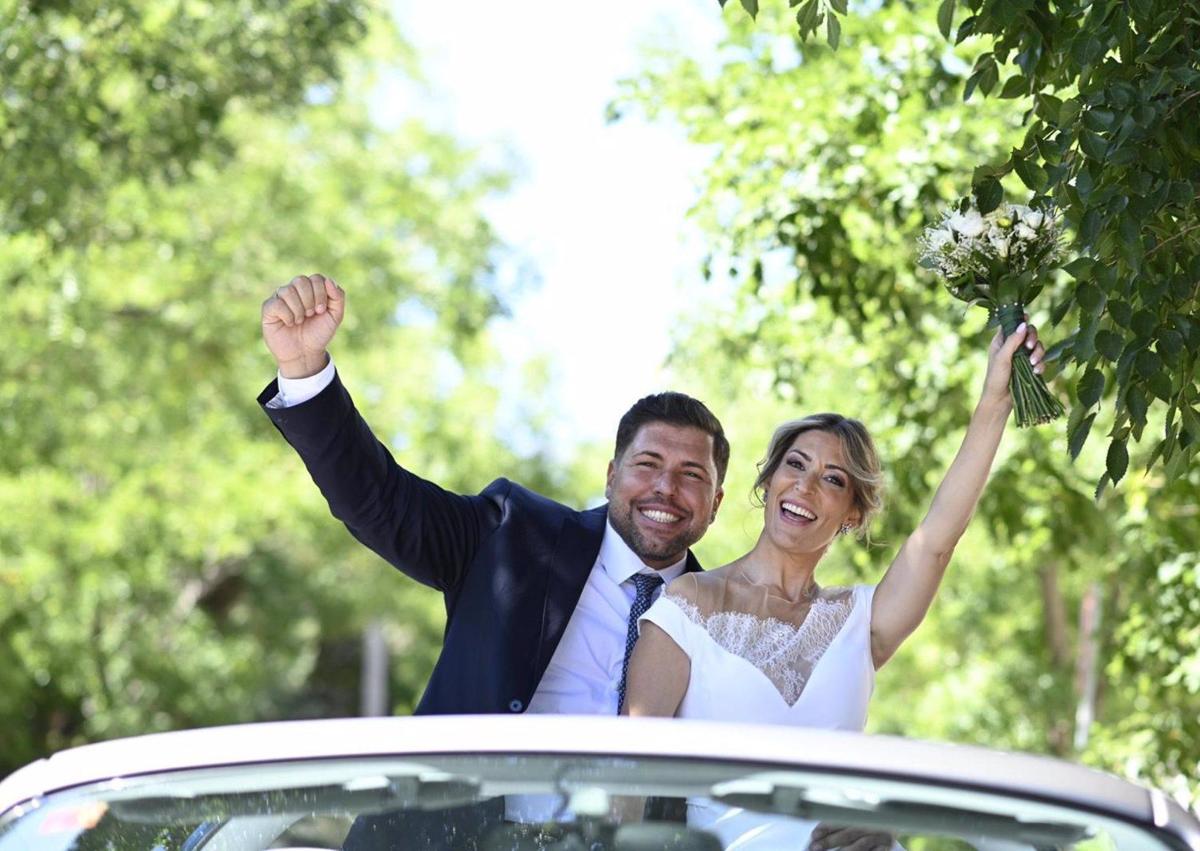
[638,506,683,525]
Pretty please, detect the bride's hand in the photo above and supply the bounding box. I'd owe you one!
[809,822,895,850]
[979,315,1046,410]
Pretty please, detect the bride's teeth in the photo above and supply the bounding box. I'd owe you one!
[782,503,816,520]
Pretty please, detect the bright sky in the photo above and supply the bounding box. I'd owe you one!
[381,1,723,452]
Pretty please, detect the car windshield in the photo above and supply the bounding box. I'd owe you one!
[0,752,1182,851]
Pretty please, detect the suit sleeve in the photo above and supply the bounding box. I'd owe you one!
[259,372,503,593]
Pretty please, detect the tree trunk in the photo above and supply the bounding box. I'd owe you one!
[1074,582,1103,752]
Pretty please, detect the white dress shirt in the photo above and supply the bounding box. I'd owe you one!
[525,521,686,716]
[509,521,685,822]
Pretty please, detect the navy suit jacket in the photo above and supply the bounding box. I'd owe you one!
[260,372,703,715]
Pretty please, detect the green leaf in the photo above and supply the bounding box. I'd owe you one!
[937,0,956,40]
[1014,157,1047,191]
[1079,130,1108,161]
[1174,312,1200,348]
[978,59,1000,97]
[1095,329,1124,362]
[1182,406,1200,442]
[829,0,848,11]
[1071,35,1104,67]
[1163,439,1189,481]
[1096,263,1119,293]
[1068,411,1097,460]
[1063,258,1096,279]
[1043,333,1075,362]
[1157,329,1185,364]
[826,12,841,49]
[1078,368,1106,407]
[1147,371,1173,400]
[1075,311,1100,361]
[1106,436,1129,485]
[1079,208,1101,244]
[974,177,1003,213]
[1083,108,1117,131]
[1075,167,1095,202]
[955,14,976,43]
[1135,349,1162,378]
[1059,98,1082,125]
[964,55,998,102]
[1115,339,1144,393]
[1109,300,1133,328]
[739,0,759,17]
[1118,213,1140,252]
[796,0,822,34]
[1144,438,1167,473]
[1127,384,1149,427]
[999,75,1029,99]
[1035,93,1064,123]
[1035,133,1063,166]
[1049,298,1073,328]
[1075,281,1104,315]
[1131,308,1157,338]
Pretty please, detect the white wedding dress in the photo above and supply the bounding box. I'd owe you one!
[639,576,888,849]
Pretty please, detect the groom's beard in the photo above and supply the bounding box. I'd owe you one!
[608,501,704,567]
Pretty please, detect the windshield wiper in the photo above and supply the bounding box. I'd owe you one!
[711,775,1089,848]
[109,771,481,824]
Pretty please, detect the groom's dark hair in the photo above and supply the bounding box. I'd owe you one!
[614,392,730,486]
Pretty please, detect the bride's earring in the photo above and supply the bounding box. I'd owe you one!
[839,522,853,536]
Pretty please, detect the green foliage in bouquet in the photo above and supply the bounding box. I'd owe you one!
[919,195,1067,426]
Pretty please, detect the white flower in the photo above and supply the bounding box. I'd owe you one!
[989,232,1010,258]
[947,210,985,238]
[1014,224,1036,241]
[1023,209,1045,229]
[926,228,953,252]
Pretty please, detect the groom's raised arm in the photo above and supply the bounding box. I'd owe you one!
[259,274,502,594]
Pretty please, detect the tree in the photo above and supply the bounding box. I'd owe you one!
[715,0,1200,492]
[626,0,1200,804]
[0,2,566,772]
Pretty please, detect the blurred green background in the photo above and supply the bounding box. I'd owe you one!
[2,0,1197,810]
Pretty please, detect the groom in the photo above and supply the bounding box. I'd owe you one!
[259,273,727,719]
[261,274,728,831]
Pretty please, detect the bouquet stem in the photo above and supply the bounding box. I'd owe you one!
[994,303,1065,428]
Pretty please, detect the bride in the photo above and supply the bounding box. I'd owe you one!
[623,322,1046,850]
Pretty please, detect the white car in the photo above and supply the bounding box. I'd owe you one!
[1,716,1196,850]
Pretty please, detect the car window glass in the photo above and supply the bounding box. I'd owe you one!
[0,754,1179,851]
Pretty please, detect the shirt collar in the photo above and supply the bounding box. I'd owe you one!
[599,520,689,586]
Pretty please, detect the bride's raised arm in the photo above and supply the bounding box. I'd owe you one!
[870,321,1046,669]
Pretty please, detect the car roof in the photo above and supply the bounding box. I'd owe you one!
[0,715,1187,834]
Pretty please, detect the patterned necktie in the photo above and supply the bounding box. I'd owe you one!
[617,572,664,713]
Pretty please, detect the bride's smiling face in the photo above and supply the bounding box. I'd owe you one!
[764,430,860,552]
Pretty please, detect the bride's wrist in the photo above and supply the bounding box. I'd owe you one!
[974,393,1013,423]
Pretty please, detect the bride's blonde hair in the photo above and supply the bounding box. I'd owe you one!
[752,413,884,543]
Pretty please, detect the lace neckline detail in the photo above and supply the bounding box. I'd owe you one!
[668,591,856,706]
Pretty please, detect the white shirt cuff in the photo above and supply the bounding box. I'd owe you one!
[265,357,336,409]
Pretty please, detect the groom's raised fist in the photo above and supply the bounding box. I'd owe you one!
[261,274,345,378]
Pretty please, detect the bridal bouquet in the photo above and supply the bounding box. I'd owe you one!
[919,198,1066,427]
